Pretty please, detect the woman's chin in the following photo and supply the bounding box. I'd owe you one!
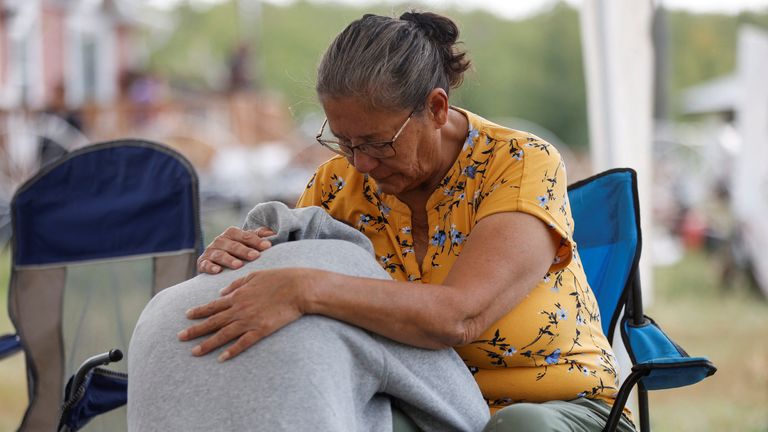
[373,175,403,195]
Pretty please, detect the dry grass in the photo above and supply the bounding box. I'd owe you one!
[646,251,768,431]
[0,248,766,431]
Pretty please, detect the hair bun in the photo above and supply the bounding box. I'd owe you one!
[398,11,469,89]
[399,11,458,45]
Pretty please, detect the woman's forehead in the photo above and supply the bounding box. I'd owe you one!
[321,95,383,115]
[321,97,406,138]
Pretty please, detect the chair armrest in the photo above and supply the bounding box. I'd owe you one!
[0,333,22,360]
[602,316,717,432]
[59,350,127,432]
[622,316,716,390]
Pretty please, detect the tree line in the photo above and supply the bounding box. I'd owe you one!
[147,0,768,149]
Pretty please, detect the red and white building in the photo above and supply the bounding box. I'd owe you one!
[0,0,140,110]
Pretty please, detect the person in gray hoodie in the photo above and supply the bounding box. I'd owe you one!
[127,202,489,431]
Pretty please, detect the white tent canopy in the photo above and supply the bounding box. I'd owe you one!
[579,0,655,413]
[732,26,768,297]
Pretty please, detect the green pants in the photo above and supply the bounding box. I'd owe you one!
[393,398,636,432]
[481,398,636,432]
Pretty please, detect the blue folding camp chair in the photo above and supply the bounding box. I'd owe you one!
[568,168,716,432]
[0,139,201,431]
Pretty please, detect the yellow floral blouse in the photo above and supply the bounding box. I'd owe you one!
[296,107,620,413]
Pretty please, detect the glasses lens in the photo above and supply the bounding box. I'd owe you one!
[316,116,398,159]
[362,143,396,159]
[318,139,353,157]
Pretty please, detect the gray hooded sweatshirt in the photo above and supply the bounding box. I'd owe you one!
[128,202,489,432]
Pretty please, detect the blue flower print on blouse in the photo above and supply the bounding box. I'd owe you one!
[449,226,467,246]
[430,229,447,248]
[545,348,561,365]
[463,165,478,179]
[576,314,586,326]
[463,127,480,150]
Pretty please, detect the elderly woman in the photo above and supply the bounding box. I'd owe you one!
[135,11,636,432]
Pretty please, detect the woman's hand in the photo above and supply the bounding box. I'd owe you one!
[197,226,276,274]
[177,268,316,361]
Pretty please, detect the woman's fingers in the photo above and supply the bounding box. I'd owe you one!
[196,258,222,274]
[196,226,275,273]
[219,272,254,296]
[178,316,222,342]
[180,268,312,361]
[237,227,275,252]
[187,296,230,318]
[190,323,277,362]
[218,330,265,362]
[191,323,245,357]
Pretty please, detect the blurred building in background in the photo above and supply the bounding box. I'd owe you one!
[0,0,141,196]
[0,0,315,240]
[0,0,138,110]
[657,25,768,298]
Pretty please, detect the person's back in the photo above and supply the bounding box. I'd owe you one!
[128,203,489,431]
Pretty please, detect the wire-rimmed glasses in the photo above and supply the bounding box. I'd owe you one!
[315,111,414,159]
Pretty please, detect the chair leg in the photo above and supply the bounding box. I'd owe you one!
[638,384,649,432]
[603,369,647,432]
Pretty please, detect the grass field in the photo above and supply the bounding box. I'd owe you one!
[0,247,766,431]
[646,252,768,431]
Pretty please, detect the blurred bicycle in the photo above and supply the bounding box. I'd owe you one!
[0,111,90,251]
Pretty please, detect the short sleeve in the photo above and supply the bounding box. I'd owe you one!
[295,156,358,221]
[296,172,321,208]
[475,136,573,271]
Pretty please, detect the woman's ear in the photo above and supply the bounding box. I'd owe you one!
[425,88,449,128]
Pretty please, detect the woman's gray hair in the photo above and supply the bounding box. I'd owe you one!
[316,11,471,112]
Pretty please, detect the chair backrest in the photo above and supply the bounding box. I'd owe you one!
[567,168,641,341]
[8,140,201,431]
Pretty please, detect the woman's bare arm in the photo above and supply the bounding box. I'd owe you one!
[180,211,557,360]
[305,211,558,347]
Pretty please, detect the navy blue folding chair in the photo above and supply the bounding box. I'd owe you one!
[568,168,717,432]
[0,140,201,431]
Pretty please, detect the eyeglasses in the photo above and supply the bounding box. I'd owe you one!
[315,111,413,159]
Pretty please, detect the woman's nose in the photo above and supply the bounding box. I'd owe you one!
[350,150,379,173]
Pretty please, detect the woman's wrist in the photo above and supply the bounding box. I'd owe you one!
[296,268,333,316]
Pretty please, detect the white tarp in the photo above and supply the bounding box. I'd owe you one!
[579,0,655,415]
[580,0,655,303]
[732,26,768,297]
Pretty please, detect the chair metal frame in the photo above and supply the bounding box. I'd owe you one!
[0,139,202,432]
[568,168,716,432]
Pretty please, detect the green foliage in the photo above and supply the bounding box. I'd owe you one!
[649,251,768,431]
[148,2,243,87]
[664,10,739,115]
[452,3,588,147]
[663,8,768,117]
[145,1,768,149]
